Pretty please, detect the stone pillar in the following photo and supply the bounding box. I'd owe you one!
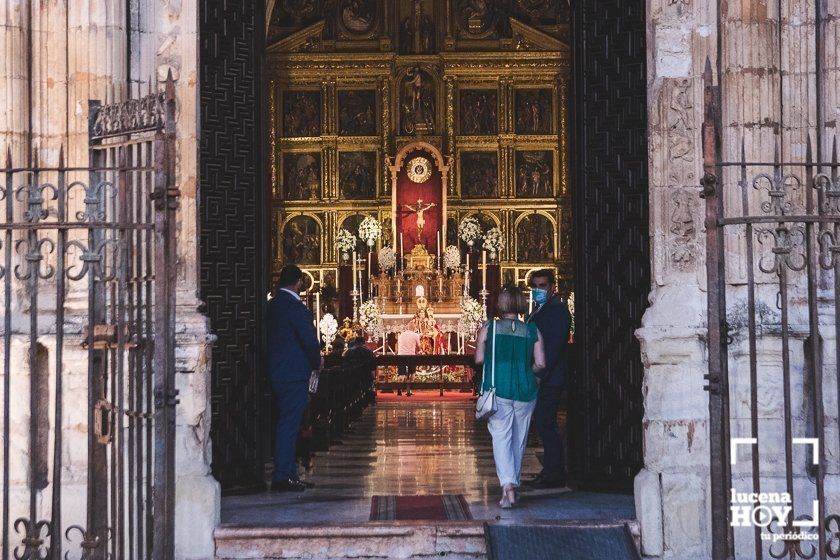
[147,1,221,558]
[637,0,716,558]
[0,0,29,163]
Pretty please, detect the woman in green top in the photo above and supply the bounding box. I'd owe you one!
[475,286,545,509]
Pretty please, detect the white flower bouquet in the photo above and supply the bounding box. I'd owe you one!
[459,296,485,334]
[458,216,482,247]
[378,246,396,271]
[482,227,504,259]
[443,245,461,271]
[358,216,382,247]
[336,229,356,259]
[359,300,382,333]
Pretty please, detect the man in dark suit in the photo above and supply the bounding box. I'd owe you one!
[525,269,572,488]
[266,264,322,492]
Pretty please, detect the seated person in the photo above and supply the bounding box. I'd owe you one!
[344,336,377,399]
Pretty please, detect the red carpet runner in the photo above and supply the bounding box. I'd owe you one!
[369,495,473,521]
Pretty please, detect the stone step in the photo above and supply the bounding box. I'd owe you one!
[214,520,640,560]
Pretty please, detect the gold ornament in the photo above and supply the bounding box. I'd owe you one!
[406,157,432,183]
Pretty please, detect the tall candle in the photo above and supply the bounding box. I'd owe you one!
[352,250,358,290]
[436,231,441,263]
[482,250,487,289]
[315,291,321,329]
[400,233,404,271]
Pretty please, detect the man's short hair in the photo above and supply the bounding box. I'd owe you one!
[278,264,303,288]
[530,268,555,286]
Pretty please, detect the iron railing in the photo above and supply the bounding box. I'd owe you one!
[0,80,178,560]
[703,20,840,557]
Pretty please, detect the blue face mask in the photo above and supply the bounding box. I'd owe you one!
[531,288,548,305]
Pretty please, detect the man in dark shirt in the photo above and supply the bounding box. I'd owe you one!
[525,269,572,488]
[266,264,322,492]
[344,336,377,401]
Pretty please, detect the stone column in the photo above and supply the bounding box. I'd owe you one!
[636,0,716,558]
[0,0,29,163]
[146,1,221,558]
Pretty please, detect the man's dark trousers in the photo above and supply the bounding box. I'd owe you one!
[273,381,309,481]
[534,384,564,480]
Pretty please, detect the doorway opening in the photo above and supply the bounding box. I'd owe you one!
[199,0,649,500]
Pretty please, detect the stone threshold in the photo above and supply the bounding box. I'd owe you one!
[215,519,640,559]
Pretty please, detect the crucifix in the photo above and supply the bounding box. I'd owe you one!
[404,198,436,239]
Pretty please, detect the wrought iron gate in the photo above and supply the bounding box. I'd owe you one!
[703,3,840,557]
[1,82,178,559]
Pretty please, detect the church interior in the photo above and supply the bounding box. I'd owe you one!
[269,0,573,391]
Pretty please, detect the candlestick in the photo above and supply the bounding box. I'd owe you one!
[436,231,441,263]
[400,233,404,271]
[367,251,372,299]
[315,291,321,329]
[352,250,358,291]
[481,250,487,290]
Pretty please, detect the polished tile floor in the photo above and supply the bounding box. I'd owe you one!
[221,399,635,525]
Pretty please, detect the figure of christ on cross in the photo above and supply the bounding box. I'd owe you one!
[404,199,436,239]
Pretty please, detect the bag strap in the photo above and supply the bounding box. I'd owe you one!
[490,319,496,389]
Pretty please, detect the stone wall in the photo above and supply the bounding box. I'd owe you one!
[638,0,840,558]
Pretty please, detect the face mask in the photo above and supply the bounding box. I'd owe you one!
[531,288,548,305]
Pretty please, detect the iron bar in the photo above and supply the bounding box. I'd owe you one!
[3,150,13,560]
[702,58,732,560]
[50,149,67,559]
[739,140,763,560]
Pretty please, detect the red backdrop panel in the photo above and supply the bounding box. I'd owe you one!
[396,150,443,254]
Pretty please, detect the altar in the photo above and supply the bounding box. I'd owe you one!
[319,142,495,389]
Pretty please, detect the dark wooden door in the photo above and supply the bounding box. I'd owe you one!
[199,0,271,492]
[569,0,650,493]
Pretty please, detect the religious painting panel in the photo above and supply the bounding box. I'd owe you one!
[283,215,322,265]
[340,213,371,252]
[270,0,325,31]
[460,152,498,198]
[338,0,377,35]
[459,90,498,135]
[398,0,435,54]
[338,90,377,136]
[283,90,322,137]
[514,150,554,198]
[338,151,376,199]
[514,89,553,135]
[400,68,436,135]
[457,0,506,38]
[283,152,322,200]
[446,217,459,248]
[516,214,554,262]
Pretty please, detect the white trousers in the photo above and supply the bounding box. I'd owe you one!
[486,396,537,488]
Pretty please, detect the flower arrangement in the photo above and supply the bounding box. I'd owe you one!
[319,313,338,352]
[358,216,382,247]
[336,229,356,260]
[359,300,382,333]
[458,216,482,247]
[483,227,504,260]
[459,295,485,334]
[443,245,461,271]
[378,246,396,271]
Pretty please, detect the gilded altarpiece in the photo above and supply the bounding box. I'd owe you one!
[267,1,573,312]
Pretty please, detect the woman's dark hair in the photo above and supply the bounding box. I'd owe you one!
[277,264,303,288]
